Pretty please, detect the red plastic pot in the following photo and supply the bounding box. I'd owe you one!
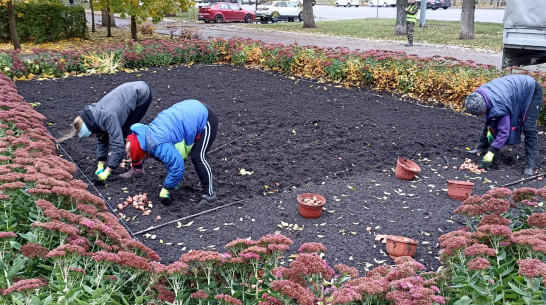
[297,193,326,219]
[395,158,421,180]
[385,235,419,259]
[447,180,474,200]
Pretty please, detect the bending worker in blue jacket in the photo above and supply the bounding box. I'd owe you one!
[465,74,543,176]
[59,81,153,181]
[125,99,218,203]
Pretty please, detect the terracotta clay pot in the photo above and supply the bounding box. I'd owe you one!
[385,235,419,259]
[447,180,474,200]
[395,158,421,180]
[297,193,326,219]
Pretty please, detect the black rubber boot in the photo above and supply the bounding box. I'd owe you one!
[468,147,487,154]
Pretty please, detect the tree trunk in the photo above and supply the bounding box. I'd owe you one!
[106,4,112,37]
[101,8,116,27]
[90,0,95,32]
[130,15,138,41]
[302,0,315,28]
[6,0,20,50]
[394,0,407,35]
[460,0,475,39]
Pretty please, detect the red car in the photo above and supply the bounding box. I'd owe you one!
[198,2,256,23]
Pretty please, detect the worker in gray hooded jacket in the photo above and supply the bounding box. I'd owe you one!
[58,81,153,181]
[465,74,543,176]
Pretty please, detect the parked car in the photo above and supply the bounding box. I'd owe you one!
[368,0,396,7]
[256,1,303,22]
[335,0,359,7]
[439,0,451,9]
[289,0,315,6]
[198,2,256,23]
[426,0,441,9]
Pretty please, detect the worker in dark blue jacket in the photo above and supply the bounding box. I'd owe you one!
[465,74,543,176]
[125,100,218,203]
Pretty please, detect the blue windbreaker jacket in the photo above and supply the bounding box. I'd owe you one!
[130,100,208,189]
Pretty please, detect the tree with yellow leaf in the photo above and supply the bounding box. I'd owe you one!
[1,0,20,50]
[91,0,191,41]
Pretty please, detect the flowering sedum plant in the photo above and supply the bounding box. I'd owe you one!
[443,187,546,304]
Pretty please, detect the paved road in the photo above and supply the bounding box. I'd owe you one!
[239,4,505,23]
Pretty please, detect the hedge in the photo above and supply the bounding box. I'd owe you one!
[0,2,86,44]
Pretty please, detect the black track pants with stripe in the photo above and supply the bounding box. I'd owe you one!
[190,104,218,197]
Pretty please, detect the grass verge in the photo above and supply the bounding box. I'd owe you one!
[254,18,503,51]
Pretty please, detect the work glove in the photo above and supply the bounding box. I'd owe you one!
[159,188,170,199]
[97,170,111,181]
[487,130,495,144]
[479,151,495,170]
[95,163,105,175]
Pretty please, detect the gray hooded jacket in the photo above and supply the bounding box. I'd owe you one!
[79,81,151,169]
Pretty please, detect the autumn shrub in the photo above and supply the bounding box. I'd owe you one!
[2,37,544,115]
[139,21,156,36]
[0,1,86,44]
[441,187,546,304]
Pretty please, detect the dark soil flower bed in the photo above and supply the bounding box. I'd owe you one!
[17,64,546,271]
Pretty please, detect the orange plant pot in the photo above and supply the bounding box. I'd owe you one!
[447,180,474,200]
[297,193,326,219]
[385,235,419,259]
[395,158,421,180]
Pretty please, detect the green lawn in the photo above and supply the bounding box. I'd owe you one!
[253,18,503,51]
[164,8,200,22]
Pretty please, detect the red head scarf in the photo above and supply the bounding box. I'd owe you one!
[127,134,146,166]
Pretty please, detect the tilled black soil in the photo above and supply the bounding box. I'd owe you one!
[17,65,546,272]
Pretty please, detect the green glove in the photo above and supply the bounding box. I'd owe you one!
[479,151,495,169]
[483,151,494,162]
[97,170,110,181]
[486,130,495,144]
[95,163,105,175]
[159,188,170,199]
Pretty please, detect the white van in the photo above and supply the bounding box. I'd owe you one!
[368,0,396,7]
[334,0,359,7]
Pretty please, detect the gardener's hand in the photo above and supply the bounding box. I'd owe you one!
[487,130,495,144]
[97,168,111,181]
[95,163,105,175]
[159,188,170,199]
[479,151,495,170]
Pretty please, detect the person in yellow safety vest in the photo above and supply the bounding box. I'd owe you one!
[403,0,419,46]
